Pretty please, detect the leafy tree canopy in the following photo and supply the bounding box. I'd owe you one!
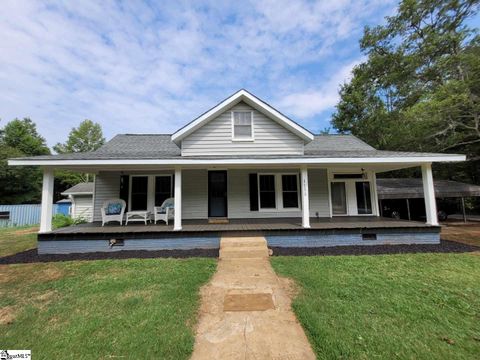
[332,0,480,165]
[0,118,50,156]
[0,118,50,204]
[53,119,105,188]
[54,119,105,154]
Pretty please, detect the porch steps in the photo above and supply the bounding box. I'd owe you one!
[219,236,269,259]
[220,237,267,248]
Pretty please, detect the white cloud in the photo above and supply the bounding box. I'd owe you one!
[276,59,362,118]
[0,0,395,145]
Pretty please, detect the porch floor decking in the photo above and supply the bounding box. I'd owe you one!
[48,217,434,235]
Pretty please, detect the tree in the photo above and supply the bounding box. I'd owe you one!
[332,0,480,186]
[1,118,50,155]
[0,118,50,204]
[54,119,105,154]
[53,120,105,187]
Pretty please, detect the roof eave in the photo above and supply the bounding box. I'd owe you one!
[8,154,467,166]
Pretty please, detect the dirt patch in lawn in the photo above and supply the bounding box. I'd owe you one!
[13,227,39,235]
[441,224,480,247]
[0,305,17,325]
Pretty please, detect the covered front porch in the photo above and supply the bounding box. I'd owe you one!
[36,162,441,234]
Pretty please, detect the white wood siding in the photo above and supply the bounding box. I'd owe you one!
[93,172,120,222]
[181,102,304,156]
[227,169,330,219]
[91,169,329,221]
[308,169,330,218]
[182,169,208,219]
[72,195,93,222]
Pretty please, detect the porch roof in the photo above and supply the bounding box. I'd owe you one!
[8,134,465,167]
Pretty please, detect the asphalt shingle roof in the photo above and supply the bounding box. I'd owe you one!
[13,134,456,161]
[62,182,94,194]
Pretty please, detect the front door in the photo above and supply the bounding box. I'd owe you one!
[208,171,228,217]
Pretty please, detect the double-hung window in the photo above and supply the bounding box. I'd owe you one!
[155,175,173,207]
[259,175,276,209]
[281,175,299,208]
[232,111,253,140]
[258,173,300,210]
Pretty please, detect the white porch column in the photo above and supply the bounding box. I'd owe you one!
[301,166,310,228]
[370,171,380,216]
[39,168,54,233]
[174,167,182,230]
[421,163,438,226]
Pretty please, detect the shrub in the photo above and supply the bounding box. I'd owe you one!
[52,214,87,229]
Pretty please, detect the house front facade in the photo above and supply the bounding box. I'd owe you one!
[9,90,465,254]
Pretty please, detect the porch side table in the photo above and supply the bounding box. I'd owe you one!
[125,211,151,225]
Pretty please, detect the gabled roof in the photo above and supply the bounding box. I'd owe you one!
[61,182,94,195]
[171,89,315,144]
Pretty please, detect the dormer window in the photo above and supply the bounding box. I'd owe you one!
[232,111,253,141]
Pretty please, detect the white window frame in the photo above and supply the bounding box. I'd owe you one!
[128,174,173,212]
[328,171,376,216]
[257,173,301,211]
[231,111,254,141]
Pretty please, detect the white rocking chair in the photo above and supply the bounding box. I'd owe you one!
[154,197,175,225]
[101,199,126,226]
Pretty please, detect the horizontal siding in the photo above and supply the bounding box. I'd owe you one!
[93,172,121,222]
[308,169,330,217]
[182,169,208,219]
[181,102,304,156]
[38,236,220,254]
[72,195,93,222]
[228,169,304,218]
[88,168,329,221]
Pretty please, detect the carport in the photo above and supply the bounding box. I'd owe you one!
[377,178,480,222]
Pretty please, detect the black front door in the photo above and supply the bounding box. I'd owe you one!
[208,171,228,217]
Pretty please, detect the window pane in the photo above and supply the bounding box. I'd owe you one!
[259,175,276,208]
[155,176,172,206]
[131,176,148,210]
[235,125,251,137]
[282,175,298,208]
[331,182,347,214]
[283,192,298,208]
[233,112,252,138]
[356,181,372,214]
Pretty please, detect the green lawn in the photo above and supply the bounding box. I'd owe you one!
[272,253,480,360]
[0,226,38,257]
[1,258,216,359]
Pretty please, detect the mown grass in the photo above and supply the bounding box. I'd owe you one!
[0,226,38,257]
[1,258,216,359]
[271,253,480,360]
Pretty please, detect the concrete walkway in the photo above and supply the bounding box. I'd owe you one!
[191,236,315,360]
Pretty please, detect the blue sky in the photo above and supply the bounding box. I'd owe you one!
[0,0,474,146]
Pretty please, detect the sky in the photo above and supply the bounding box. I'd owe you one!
[0,0,433,146]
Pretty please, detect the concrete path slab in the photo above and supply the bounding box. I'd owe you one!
[191,236,315,360]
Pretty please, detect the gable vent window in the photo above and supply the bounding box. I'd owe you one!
[232,111,253,140]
